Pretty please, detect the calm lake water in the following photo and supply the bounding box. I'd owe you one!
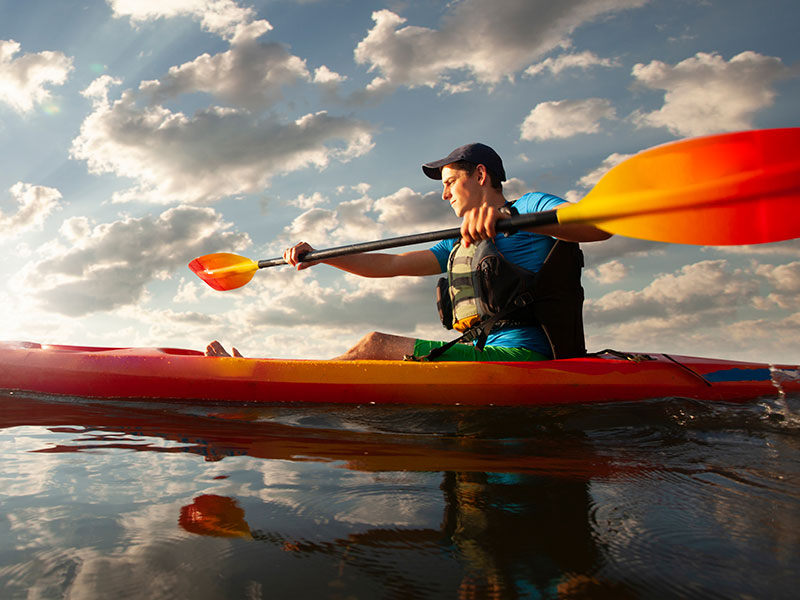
[1,392,798,599]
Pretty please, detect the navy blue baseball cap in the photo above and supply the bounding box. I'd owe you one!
[422,142,507,181]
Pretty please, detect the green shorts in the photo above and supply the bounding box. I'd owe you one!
[412,339,550,362]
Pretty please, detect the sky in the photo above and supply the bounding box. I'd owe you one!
[1,0,799,364]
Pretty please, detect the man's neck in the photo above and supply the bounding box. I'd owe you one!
[482,189,507,208]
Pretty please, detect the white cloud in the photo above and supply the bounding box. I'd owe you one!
[585,259,758,326]
[138,30,311,109]
[313,65,346,85]
[754,261,800,310]
[585,259,629,284]
[354,0,647,94]
[0,183,62,238]
[0,39,73,113]
[173,278,201,304]
[580,256,800,363]
[282,207,339,244]
[240,271,436,334]
[17,205,251,316]
[373,187,457,235]
[581,235,666,266]
[70,82,374,204]
[521,98,616,140]
[290,192,328,210]
[632,51,795,136]
[525,51,617,77]
[722,312,800,362]
[107,0,264,42]
[278,186,458,249]
[335,196,381,241]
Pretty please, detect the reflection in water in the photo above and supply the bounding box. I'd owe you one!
[180,495,252,539]
[0,394,798,598]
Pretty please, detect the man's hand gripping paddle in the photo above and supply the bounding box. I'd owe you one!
[190,128,800,292]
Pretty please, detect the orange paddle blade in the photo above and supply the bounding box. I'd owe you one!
[188,253,258,291]
[179,495,252,538]
[558,128,800,245]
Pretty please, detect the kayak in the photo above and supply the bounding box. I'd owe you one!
[1,341,798,405]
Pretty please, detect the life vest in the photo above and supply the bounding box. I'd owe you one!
[432,237,586,360]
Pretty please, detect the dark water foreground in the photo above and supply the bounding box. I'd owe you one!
[0,392,798,599]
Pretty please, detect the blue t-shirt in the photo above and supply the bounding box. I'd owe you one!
[429,192,566,357]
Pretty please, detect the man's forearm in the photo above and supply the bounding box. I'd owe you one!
[322,250,441,277]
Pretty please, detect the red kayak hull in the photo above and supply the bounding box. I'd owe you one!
[0,342,797,406]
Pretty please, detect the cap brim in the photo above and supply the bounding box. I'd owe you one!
[422,158,454,180]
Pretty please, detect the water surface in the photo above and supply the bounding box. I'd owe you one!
[1,393,798,598]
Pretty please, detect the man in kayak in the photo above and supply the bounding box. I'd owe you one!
[207,143,611,360]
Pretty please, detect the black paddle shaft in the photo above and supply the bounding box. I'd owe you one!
[256,210,560,269]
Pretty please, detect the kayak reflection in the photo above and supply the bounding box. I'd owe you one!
[3,397,637,477]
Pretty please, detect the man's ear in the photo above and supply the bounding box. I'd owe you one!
[475,163,488,185]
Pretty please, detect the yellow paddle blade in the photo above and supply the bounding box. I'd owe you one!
[557,128,800,245]
[188,253,258,291]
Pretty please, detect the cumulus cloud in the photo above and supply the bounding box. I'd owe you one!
[722,312,800,362]
[282,207,339,244]
[354,0,647,94]
[521,98,616,140]
[0,183,62,238]
[0,39,73,113]
[373,187,456,235]
[82,3,375,206]
[289,192,328,210]
[581,235,665,266]
[582,259,784,359]
[17,205,250,316]
[585,259,629,284]
[240,273,435,333]
[138,28,311,109]
[585,259,760,327]
[525,50,618,77]
[173,278,201,304]
[313,65,346,85]
[277,186,458,249]
[107,0,264,42]
[632,51,796,136]
[70,79,374,204]
[753,261,800,310]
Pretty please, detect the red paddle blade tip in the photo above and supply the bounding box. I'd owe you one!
[188,253,257,291]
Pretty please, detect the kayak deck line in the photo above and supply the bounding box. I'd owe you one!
[0,342,798,406]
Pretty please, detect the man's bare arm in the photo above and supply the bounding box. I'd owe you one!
[284,243,442,277]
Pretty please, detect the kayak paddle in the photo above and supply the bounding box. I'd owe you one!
[190,128,800,291]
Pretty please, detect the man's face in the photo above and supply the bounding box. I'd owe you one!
[441,165,481,217]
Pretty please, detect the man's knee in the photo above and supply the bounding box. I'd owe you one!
[351,331,389,354]
[335,331,415,360]
[361,331,387,348]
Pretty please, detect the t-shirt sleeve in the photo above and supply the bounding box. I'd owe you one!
[429,239,455,272]
[514,192,567,214]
